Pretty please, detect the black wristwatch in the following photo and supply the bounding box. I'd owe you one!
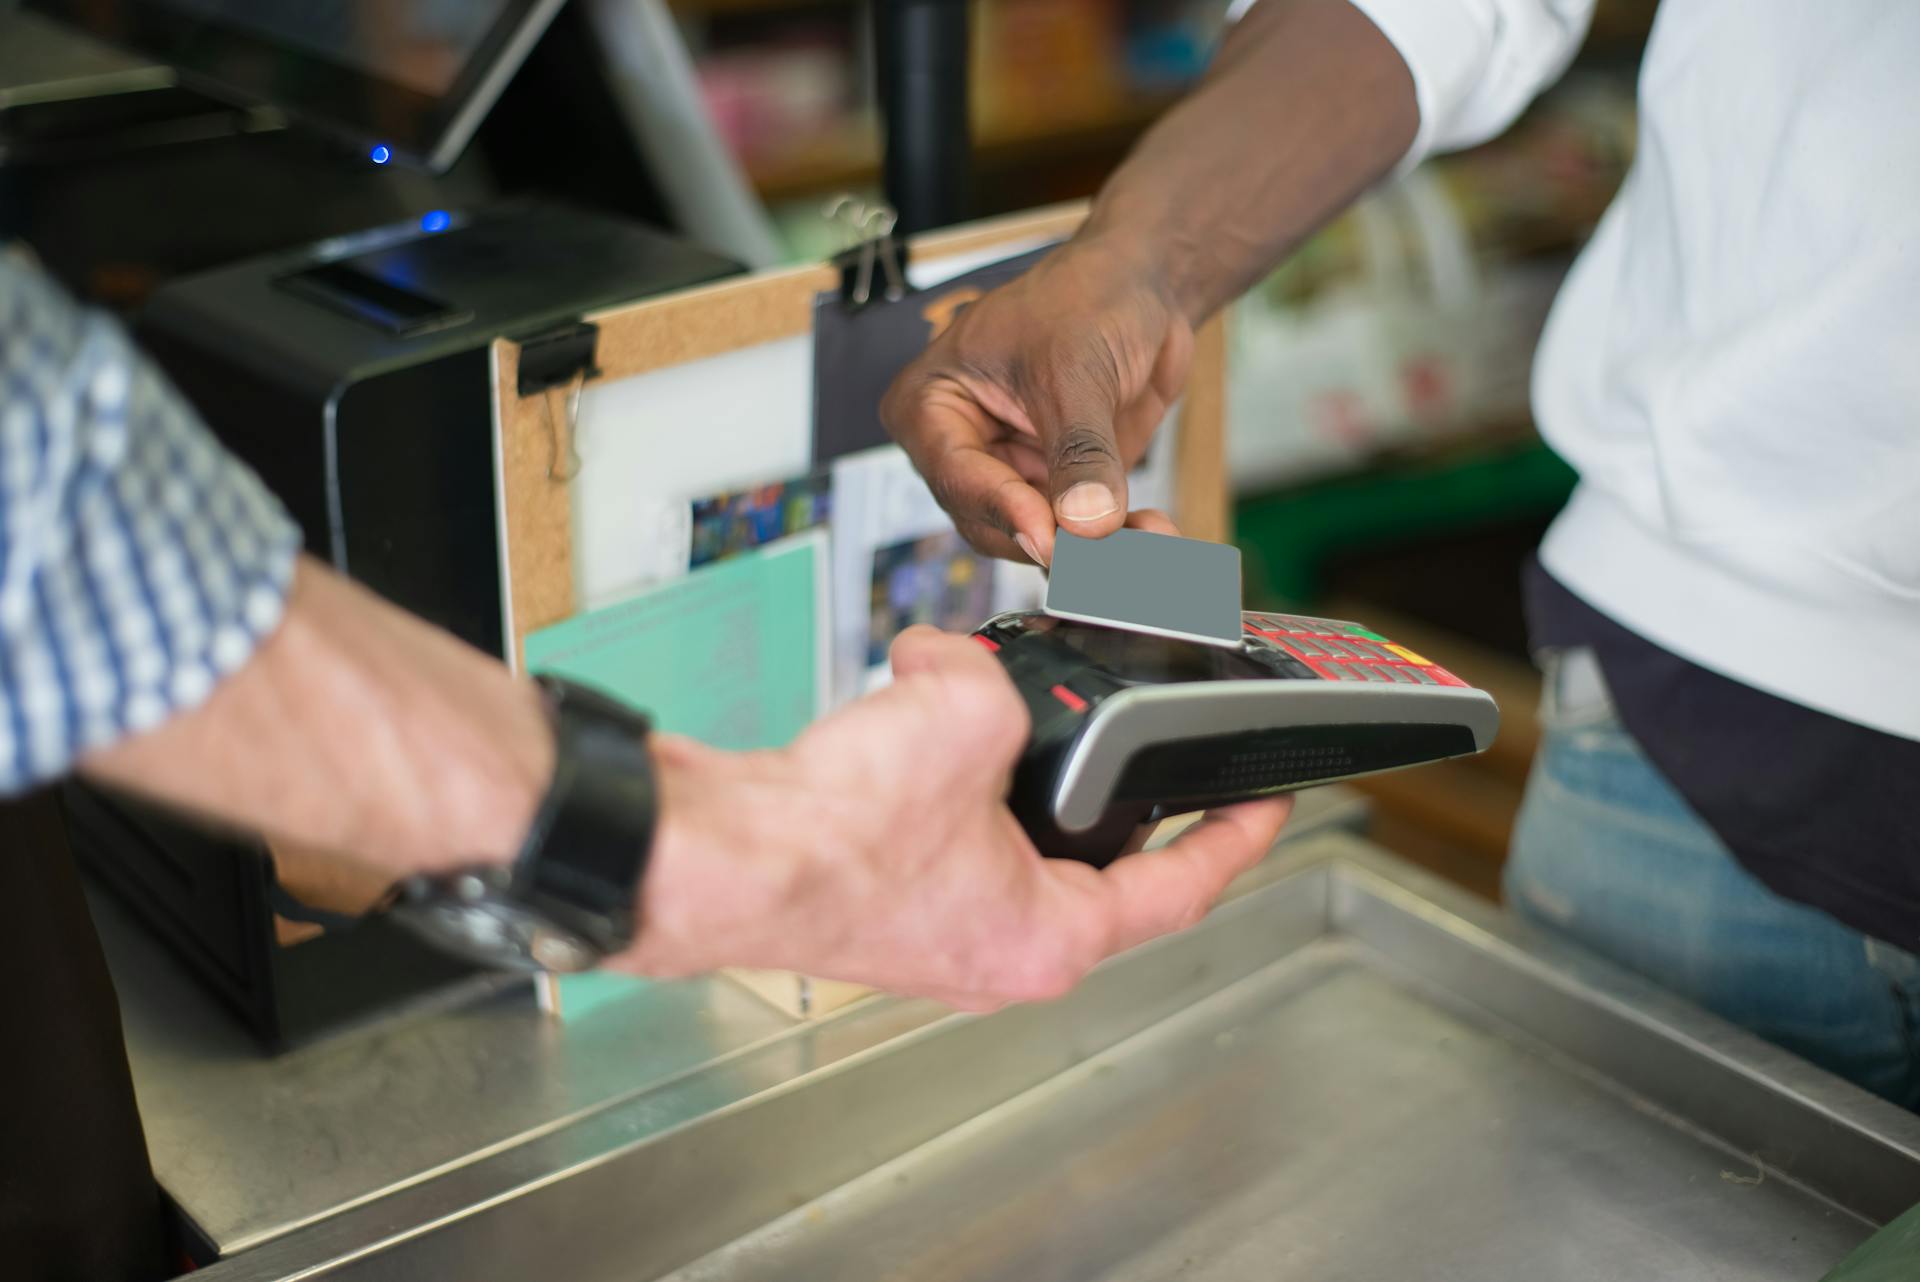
[389,675,657,973]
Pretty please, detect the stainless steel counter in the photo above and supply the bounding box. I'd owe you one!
[98,786,1370,1259]
[98,789,1920,1280]
[667,937,1875,1282]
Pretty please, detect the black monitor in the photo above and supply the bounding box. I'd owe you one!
[26,0,565,171]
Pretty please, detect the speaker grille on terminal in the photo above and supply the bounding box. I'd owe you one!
[1113,722,1475,805]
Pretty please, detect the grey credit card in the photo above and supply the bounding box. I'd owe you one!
[1044,529,1243,648]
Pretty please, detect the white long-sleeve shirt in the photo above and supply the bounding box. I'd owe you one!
[1344,0,1920,741]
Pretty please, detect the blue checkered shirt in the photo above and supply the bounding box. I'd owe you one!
[1,252,300,794]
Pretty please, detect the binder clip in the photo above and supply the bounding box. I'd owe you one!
[824,195,908,309]
[517,319,599,482]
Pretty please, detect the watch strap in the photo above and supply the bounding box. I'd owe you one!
[513,676,656,955]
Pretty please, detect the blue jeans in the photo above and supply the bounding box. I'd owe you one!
[1505,650,1920,1111]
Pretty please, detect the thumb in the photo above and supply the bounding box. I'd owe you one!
[886,625,1030,763]
[888,623,989,680]
[1039,366,1130,542]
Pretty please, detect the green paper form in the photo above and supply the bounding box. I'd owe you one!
[525,531,826,752]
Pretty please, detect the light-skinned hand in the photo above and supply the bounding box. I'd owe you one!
[619,625,1291,1010]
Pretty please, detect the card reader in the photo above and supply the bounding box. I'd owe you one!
[974,609,1500,865]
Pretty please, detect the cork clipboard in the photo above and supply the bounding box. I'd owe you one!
[489,200,1230,670]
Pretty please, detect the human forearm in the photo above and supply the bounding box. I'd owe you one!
[880,0,1597,556]
[877,0,1419,555]
[0,255,545,878]
[1082,0,1419,324]
[83,570,1289,1006]
[619,627,1292,1009]
[81,557,552,878]
[2,258,1278,1005]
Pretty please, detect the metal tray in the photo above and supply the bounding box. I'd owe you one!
[192,833,1920,1281]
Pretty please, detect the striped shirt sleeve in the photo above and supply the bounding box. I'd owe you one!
[0,252,301,795]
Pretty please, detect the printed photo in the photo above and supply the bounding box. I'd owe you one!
[689,473,832,568]
[866,530,997,667]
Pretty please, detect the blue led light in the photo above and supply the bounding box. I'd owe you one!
[420,210,452,234]
[369,144,393,165]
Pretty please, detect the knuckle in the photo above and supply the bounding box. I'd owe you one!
[922,465,963,515]
[1051,425,1120,471]
[953,354,1008,391]
[957,524,1008,558]
[946,680,1030,759]
[879,358,946,435]
[972,476,1033,539]
[972,676,1033,750]
[1008,933,1095,1004]
[877,386,915,438]
[1171,894,1211,933]
[1003,349,1038,402]
[944,645,1017,696]
[989,470,1033,510]
[979,659,1030,717]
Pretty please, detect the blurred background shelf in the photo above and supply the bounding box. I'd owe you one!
[671,0,861,13]
[745,91,1180,199]
[676,0,1232,231]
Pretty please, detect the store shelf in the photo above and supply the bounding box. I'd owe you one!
[1235,432,1576,606]
[669,0,857,14]
[744,92,1177,199]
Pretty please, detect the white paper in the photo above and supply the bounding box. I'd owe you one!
[828,446,954,701]
[905,235,1058,290]
[570,335,813,608]
[827,445,1051,701]
[576,500,691,612]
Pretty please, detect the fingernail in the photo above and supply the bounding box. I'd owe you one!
[1057,482,1117,523]
[1015,533,1047,567]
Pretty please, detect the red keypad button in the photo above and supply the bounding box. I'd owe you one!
[1050,684,1089,713]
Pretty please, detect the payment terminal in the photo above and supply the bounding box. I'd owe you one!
[974,609,1500,865]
